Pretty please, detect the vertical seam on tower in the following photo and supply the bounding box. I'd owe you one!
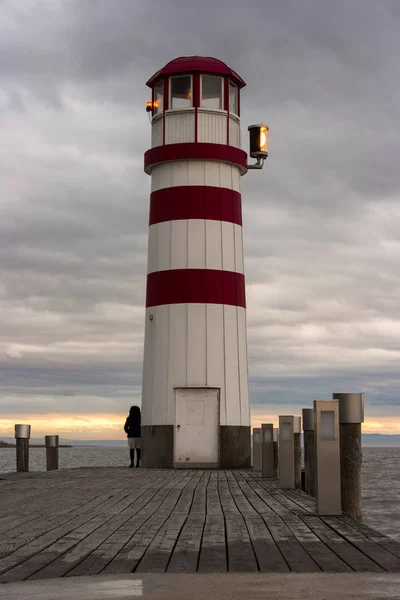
[185,160,189,386]
[205,186,208,388]
[233,165,242,426]
[167,218,172,425]
[220,162,227,428]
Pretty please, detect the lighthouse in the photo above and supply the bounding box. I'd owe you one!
[141,56,267,469]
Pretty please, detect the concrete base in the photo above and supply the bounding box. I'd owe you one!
[2,573,400,600]
[141,425,251,469]
[141,425,173,468]
[220,426,251,468]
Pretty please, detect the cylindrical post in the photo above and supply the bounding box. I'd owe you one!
[273,428,279,477]
[333,392,364,520]
[45,435,59,471]
[302,408,316,497]
[294,416,302,489]
[279,416,295,488]
[15,424,31,472]
[261,424,274,477]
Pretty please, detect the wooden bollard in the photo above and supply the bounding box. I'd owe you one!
[302,408,316,497]
[252,428,262,471]
[278,416,295,488]
[333,392,364,520]
[45,435,59,471]
[261,424,274,477]
[294,416,302,489]
[273,428,279,477]
[15,424,31,472]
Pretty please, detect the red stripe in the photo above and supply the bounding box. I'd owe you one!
[149,186,242,226]
[146,269,246,308]
[144,143,248,175]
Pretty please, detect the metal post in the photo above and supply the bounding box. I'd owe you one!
[314,400,341,515]
[45,435,59,471]
[261,424,274,477]
[279,416,295,488]
[252,428,262,471]
[333,392,364,520]
[15,424,31,472]
[294,416,302,489]
[273,428,279,478]
[302,408,316,497]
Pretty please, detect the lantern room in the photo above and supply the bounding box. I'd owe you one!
[145,56,246,151]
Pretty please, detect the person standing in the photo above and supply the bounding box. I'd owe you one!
[124,405,141,468]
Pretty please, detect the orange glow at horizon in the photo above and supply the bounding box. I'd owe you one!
[0,411,400,440]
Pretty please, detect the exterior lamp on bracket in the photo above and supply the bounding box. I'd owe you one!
[247,124,269,170]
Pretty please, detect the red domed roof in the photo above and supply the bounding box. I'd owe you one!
[146,56,246,88]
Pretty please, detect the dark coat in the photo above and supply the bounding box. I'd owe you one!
[124,413,141,438]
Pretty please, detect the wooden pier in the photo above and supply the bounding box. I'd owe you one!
[0,468,400,582]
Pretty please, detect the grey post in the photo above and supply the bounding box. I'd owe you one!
[273,428,279,477]
[333,392,364,520]
[261,424,274,477]
[302,408,316,497]
[294,416,302,489]
[314,400,341,515]
[252,428,262,471]
[279,416,295,488]
[15,424,31,472]
[45,435,59,471]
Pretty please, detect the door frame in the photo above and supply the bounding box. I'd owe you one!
[173,386,220,469]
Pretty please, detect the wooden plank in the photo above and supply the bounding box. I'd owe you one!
[323,516,400,572]
[0,476,159,581]
[242,513,289,572]
[226,472,256,515]
[166,513,205,572]
[197,515,227,573]
[259,513,321,572]
[282,514,352,572]
[256,479,310,515]
[63,485,172,577]
[302,515,383,572]
[339,515,400,560]
[28,482,164,580]
[225,513,258,572]
[104,474,195,574]
[0,480,119,549]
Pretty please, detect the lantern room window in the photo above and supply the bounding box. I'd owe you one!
[229,82,238,115]
[170,75,192,109]
[154,81,163,115]
[201,75,223,109]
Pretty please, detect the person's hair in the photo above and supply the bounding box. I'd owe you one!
[129,405,141,418]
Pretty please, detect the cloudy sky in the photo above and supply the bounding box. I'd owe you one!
[1,0,400,440]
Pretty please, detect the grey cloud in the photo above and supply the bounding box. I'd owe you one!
[0,0,400,424]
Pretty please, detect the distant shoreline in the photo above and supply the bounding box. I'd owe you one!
[0,442,72,448]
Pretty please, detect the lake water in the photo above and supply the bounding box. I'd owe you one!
[0,446,399,542]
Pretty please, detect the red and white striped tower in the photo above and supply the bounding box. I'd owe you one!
[142,56,252,468]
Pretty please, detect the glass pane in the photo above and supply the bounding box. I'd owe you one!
[154,81,163,115]
[202,75,222,109]
[321,411,335,441]
[170,76,191,109]
[263,428,272,443]
[281,423,292,442]
[229,82,237,114]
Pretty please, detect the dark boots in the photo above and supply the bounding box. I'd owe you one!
[129,448,141,468]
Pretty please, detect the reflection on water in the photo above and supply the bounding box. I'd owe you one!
[0,445,399,542]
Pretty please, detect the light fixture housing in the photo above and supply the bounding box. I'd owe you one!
[248,124,269,159]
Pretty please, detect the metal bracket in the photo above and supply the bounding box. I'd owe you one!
[247,157,266,170]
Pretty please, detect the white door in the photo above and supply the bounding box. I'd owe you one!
[174,387,219,467]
